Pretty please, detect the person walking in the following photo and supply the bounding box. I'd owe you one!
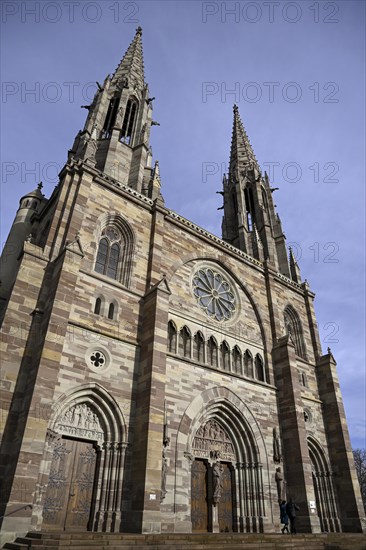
[280,500,289,533]
[286,497,300,534]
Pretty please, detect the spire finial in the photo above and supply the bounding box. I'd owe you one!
[37,182,43,190]
[136,26,143,35]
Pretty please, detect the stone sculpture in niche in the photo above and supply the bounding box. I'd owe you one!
[275,466,287,503]
[273,427,282,463]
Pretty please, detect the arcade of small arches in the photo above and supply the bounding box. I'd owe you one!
[167,320,267,383]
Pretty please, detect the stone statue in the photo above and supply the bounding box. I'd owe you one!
[273,427,282,463]
[212,461,224,504]
[160,416,170,503]
[160,445,168,502]
[275,466,286,503]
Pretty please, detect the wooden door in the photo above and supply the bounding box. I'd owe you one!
[43,438,97,531]
[218,463,234,532]
[191,459,208,532]
[65,440,97,530]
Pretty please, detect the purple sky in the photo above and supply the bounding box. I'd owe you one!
[1,1,365,449]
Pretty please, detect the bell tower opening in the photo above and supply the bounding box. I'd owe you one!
[120,98,138,145]
[102,95,120,139]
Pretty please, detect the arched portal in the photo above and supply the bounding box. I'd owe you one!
[176,387,268,534]
[191,418,237,533]
[39,384,126,533]
[308,437,340,533]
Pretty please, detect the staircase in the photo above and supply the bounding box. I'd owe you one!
[3,532,366,550]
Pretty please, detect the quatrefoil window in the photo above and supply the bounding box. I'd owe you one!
[89,351,106,368]
[192,268,236,321]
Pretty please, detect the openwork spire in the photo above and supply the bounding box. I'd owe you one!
[229,104,260,182]
[111,26,145,89]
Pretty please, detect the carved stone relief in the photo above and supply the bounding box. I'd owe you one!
[192,419,236,462]
[56,404,104,443]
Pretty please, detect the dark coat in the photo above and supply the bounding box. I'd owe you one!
[280,502,288,524]
[286,501,300,518]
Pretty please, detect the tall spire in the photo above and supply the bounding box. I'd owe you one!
[229,104,260,183]
[221,105,290,276]
[111,26,145,90]
[69,27,158,196]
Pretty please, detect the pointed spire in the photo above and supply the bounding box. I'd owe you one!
[111,26,145,89]
[229,105,260,182]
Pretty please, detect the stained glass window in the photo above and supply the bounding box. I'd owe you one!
[192,268,236,321]
[95,227,121,281]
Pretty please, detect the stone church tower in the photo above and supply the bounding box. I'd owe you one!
[0,28,364,539]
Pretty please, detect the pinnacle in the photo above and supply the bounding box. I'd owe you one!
[289,246,298,265]
[111,27,145,88]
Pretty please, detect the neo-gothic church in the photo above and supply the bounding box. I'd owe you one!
[0,27,365,540]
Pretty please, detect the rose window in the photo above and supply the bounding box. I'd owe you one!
[192,268,236,321]
[89,351,106,368]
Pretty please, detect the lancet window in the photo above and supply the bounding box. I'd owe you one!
[120,98,138,145]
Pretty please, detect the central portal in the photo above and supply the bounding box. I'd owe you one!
[191,458,234,532]
[191,419,236,533]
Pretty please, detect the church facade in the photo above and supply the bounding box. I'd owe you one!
[0,28,364,538]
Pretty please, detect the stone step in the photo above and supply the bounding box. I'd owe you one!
[28,544,365,550]
[4,533,366,550]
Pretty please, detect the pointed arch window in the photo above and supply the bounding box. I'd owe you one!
[221,341,230,371]
[255,354,265,382]
[207,336,218,368]
[120,98,138,145]
[94,297,102,315]
[244,350,254,377]
[284,305,307,359]
[244,186,256,231]
[108,303,115,320]
[102,95,120,139]
[193,332,205,363]
[95,227,122,280]
[232,345,242,374]
[94,216,134,287]
[179,326,192,358]
[167,321,177,353]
